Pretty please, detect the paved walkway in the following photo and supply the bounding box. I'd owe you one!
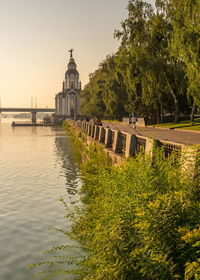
[102,122,200,145]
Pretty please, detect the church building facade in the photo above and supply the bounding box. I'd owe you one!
[55,50,81,118]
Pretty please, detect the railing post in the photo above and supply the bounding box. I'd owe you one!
[85,122,88,133]
[125,134,137,157]
[81,121,84,131]
[113,130,122,153]
[93,125,97,139]
[105,128,112,148]
[86,122,89,134]
[88,123,92,136]
[94,126,100,140]
[145,138,156,157]
[91,125,95,138]
[99,126,105,143]
[181,145,200,178]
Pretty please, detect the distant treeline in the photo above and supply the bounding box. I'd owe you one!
[80,0,200,123]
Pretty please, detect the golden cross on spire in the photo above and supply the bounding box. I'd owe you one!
[69,49,74,58]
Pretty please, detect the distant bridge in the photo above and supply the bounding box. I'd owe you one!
[0,107,55,123]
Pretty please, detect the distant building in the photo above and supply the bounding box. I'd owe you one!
[55,49,81,118]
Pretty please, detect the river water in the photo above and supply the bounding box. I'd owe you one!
[0,119,82,280]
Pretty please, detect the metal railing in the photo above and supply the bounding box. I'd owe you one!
[160,142,181,159]
[136,137,146,153]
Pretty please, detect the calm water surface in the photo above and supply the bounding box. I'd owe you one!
[0,119,82,280]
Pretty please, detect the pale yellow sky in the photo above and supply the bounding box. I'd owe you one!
[0,0,154,108]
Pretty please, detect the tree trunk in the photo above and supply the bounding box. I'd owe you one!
[160,102,163,124]
[169,88,180,123]
[166,79,180,123]
[190,102,196,123]
[156,103,161,124]
[174,99,180,123]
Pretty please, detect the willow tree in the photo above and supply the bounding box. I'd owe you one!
[115,0,155,117]
[80,69,107,117]
[158,0,200,120]
[80,0,193,123]
[80,55,128,120]
[100,55,128,119]
[140,12,172,123]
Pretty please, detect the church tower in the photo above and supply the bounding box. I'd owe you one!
[64,49,80,90]
[55,50,81,118]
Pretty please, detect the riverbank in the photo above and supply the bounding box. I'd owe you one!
[64,121,200,280]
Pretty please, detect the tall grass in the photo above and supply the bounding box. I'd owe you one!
[71,144,200,280]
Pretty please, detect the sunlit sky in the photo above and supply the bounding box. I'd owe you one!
[0,0,155,108]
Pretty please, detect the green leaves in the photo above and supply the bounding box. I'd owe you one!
[71,146,200,279]
[80,0,200,122]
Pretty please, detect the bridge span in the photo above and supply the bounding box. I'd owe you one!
[0,108,55,124]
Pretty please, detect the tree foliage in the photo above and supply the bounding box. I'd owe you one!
[80,0,199,122]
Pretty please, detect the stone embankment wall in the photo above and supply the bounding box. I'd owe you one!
[67,120,199,178]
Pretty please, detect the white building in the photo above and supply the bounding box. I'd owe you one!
[55,50,81,118]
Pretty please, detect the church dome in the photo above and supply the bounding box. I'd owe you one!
[65,57,78,75]
[66,68,79,75]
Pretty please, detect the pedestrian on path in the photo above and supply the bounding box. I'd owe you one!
[131,114,137,129]
[144,115,149,127]
[94,116,102,126]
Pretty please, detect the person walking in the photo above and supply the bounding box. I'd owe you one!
[144,115,149,127]
[131,114,137,129]
[94,115,102,126]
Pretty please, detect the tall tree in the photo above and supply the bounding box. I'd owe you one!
[115,0,154,117]
[157,0,200,120]
[80,0,193,123]
[80,55,128,119]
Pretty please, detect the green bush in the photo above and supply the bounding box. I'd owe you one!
[71,146,200,280]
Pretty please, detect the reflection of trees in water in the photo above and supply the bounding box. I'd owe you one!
[55,136,81,200]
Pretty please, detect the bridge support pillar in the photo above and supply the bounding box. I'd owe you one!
[31,112,37,124]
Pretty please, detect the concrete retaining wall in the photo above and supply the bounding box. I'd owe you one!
[67,120,199,177]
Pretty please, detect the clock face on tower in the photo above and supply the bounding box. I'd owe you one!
[70,74,74,79]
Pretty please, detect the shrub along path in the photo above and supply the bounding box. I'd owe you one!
[102,122,200,145]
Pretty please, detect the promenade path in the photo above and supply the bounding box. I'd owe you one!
[102,122,200,145]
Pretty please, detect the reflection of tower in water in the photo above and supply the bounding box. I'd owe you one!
[54,135,81,203]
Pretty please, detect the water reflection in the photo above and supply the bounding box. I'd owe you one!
[55,134,81,198]
[0,122,82,280]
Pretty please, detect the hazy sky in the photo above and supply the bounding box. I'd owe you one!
[0,0,155,108]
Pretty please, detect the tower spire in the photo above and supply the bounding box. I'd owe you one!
[69,49,74,58]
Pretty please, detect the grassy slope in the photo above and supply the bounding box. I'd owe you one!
[154,118,200,131]
[71,145,200,280]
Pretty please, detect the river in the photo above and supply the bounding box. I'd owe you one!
[0,119,82,280]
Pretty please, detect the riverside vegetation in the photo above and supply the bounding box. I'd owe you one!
[30,123,200,280]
